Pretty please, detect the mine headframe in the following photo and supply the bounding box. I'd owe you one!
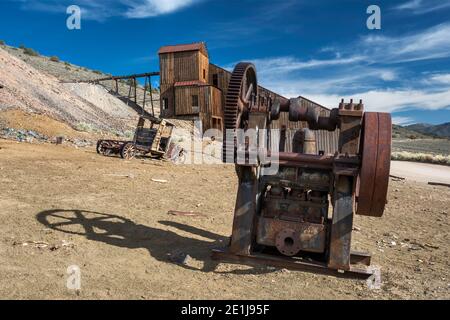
[213,62,392,278]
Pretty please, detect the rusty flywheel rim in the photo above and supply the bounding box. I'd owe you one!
[356,112,392,217]
[222,62,258,163]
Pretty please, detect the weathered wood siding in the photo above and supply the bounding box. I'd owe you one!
[199,53,209,83]
[160,51,203,84]
[159,53,175,84]
[174,51,199,82]
[209,64,231,92]
[200,86,223,132]
[160,83,174,117]
[160,50,207,117]
[209,86,223,117]
[175,86,202,116]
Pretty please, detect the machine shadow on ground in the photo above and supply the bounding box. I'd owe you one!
[36,209,272,276]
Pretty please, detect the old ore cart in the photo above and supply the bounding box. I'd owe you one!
[96,116,175,160]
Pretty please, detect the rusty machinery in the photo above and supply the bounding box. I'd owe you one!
[212,63,392,278]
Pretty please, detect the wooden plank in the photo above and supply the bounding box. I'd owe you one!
[428,182,450,188]
[175,86,202,115]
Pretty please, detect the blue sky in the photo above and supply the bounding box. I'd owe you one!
[1,0,450,125]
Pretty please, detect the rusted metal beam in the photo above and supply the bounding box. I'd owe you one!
[229,167,258,255]
[211,249,374,279]
[271,152,359,170]
[328,175,354,271]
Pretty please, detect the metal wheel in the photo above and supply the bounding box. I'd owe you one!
[356,112,392,217]
[120,142,136,160]
[96,140,110,156]
[96,141,102,154]
[222,62,258,163]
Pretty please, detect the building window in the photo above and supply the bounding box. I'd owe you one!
[192,95,199,113]
[212,74,219,87]
[203,69,206,80]
[163,98,169,110]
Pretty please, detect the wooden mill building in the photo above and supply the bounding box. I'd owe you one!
[158,42,339,154]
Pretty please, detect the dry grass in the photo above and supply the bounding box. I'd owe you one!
[392,138,450,155]
[392,151,450,166]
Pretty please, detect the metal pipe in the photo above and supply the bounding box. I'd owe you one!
[303,128,317,155]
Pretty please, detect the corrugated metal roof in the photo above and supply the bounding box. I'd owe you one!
[174,80,208,87]
[298,95,330,111]
[209,63,288,101]
[158,43,208,56]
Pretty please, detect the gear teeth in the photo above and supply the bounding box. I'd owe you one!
[222,62,257,163]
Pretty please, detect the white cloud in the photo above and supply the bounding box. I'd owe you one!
[305,88,450,113]
[123,0,202,18]
[232,22,450,117]
[11,0,203,20]
[247,56,366,76]
[394,0,423,10]
[243,57,450,114]
[428,73,450,84]
[255,76,450,113]
[361,23,450,63]
[379,70,397,81]
[392,116,415,125]
[393,0,450,14]
[247,58,399,96]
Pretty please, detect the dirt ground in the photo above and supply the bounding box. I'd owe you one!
[391,161,450,184]
[0,139,449,300]
[0,108,134,142]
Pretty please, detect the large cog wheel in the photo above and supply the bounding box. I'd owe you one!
[222,62,258,163]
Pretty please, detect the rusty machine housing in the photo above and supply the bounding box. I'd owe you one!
[97,115,175,160]
[212,63,392,278]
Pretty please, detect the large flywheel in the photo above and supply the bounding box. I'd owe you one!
[356,112,392,217]
[222,62,258,163]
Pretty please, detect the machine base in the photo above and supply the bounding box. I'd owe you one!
[211,248,374,279]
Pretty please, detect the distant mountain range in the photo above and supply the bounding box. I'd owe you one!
[405,123,450,138]
[393,122,450,139]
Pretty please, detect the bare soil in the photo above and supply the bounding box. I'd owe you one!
[0,108,92,139]
[391,161,450,184]
[0,139,448,300]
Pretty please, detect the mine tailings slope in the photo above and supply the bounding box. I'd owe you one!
[0,47,136,133]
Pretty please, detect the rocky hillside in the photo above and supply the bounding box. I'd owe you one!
[1,44,109,83]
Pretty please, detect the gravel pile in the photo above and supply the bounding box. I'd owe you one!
[1,127,48,142]
[64,82,136,120]
[0,127,97,148]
